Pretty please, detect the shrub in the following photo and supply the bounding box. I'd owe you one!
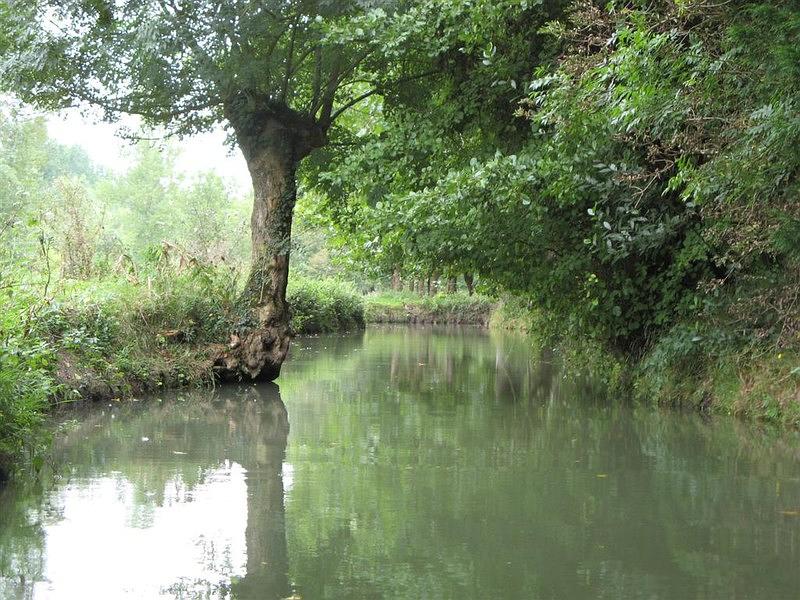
[489,296,540,333]
[287,278,365,334]
[0,291,56,478]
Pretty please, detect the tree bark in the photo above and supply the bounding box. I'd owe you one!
[216,96,326,381]
[464,273,475,296]
[447,277,457,294]
[391,267,402,291]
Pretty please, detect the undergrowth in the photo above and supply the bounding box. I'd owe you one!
[288,277,365,334]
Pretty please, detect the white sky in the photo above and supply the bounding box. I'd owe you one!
[46,108,252,193]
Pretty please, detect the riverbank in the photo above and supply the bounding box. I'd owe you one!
[4,277,798,481]
[0,272,366,479]
[490,299,800,429]
[364,291,494,326]
[1,279,496,478]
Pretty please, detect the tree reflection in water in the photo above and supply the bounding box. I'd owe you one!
[0,383,294,600]
[230,383,291,600]
[0,327,799,600]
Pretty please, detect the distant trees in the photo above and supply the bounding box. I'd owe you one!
[0,111,256,294]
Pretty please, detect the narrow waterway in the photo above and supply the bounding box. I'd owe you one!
[1,326,799,599]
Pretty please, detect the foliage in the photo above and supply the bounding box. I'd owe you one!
[287,277,365,335]
[0,289,54,479]
[315,1,800,406]
[307,0,568,280]
[489,296,541,334]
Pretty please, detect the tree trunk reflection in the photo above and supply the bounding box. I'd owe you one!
[232,383,291,600]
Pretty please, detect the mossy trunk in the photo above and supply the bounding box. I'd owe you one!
[217,96,326,381]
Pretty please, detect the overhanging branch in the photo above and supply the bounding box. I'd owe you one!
[326,69,441,125]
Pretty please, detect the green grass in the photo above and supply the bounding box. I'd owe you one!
[634,349,800,429]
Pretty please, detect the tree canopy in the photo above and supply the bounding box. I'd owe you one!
[1,0,503,141]
[314,0,800,363]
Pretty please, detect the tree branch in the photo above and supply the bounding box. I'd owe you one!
[328,88,381,123]
[327,69,441,124]
[280,14,301,103]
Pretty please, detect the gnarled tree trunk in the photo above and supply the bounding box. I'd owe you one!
[216,96,326,381]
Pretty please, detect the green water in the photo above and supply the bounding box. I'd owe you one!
[1,327,800,599]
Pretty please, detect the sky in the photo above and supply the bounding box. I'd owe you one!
[46,108,252,193]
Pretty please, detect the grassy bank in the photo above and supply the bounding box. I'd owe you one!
[0,271,367,478]
[0,266,237,477]
[364,291,494,326]
[636,343,800,429]
[490,299,800,429]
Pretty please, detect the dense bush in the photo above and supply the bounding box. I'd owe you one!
[287,278,365,334]
[0,292,55,478]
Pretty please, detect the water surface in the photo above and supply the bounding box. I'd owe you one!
[1,326,800,599]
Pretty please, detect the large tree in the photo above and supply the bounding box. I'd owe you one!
[0,0,445,380]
